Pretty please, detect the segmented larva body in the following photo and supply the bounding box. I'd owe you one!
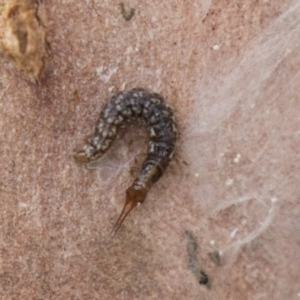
[75,88,177,235]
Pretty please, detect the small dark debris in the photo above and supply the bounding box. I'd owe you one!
[185,230,198,254]
[209,250,222,266]
[119,2,135,21]
[185,230,210,287]
[199,270,209,285]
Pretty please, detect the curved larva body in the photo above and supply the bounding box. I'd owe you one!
[75,88,177,235]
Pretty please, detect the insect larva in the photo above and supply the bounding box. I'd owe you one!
[75,88,177,236]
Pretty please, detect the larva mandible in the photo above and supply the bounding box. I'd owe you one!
[74,88,177,236]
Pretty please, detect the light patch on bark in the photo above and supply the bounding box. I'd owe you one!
[0,0,46,81]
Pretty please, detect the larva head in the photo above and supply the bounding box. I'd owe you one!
[74,151,91,163]
[74,146,103,164]
[110,185,147,237]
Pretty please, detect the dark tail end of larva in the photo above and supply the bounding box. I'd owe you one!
[109,185,148,237]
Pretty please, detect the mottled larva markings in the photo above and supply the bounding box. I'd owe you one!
[75,88,177,236]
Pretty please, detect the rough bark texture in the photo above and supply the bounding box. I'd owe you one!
[0,0,299,299]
